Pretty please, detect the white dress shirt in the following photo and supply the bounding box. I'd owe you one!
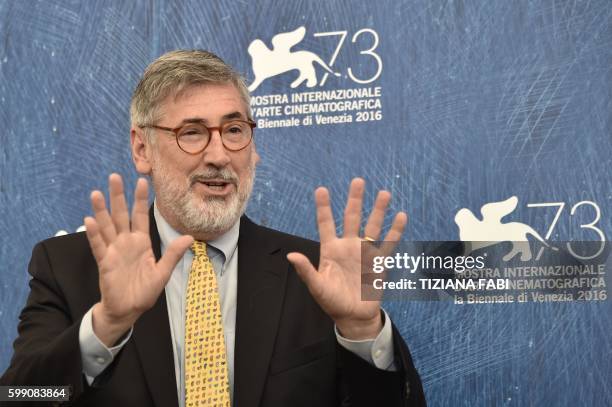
[79,203,395,406]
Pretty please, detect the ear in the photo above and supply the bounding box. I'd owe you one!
[131,127,152,175]
[251,143,261,166]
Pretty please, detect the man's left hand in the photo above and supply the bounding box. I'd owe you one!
[287,178,407,340]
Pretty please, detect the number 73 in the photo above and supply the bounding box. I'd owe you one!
[527,201,606,260]
[314,28,382,86]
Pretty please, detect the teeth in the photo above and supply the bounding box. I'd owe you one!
[202,182,226,190]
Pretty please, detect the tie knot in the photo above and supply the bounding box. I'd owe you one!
[191,241,208,258]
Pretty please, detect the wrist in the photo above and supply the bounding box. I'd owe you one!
[92,303,134,347]
[336,313,383,340]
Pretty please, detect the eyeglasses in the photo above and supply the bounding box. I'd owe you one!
[140,119,256,154]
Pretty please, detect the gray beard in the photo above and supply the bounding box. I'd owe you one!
[151,160,255,236]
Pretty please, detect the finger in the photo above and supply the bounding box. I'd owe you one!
[315,187,337,243]
[363,190,391,240]
[109,174,130,234]
[287,252,323,296]
[383,211,408,244]
[157,235,194,284]
[131,178,150,234]
[84,216,107,264]
[342,178,365,237]
[91,190,117,244]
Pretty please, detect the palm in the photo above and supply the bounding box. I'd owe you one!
[97,234,157,317]
[287,178,407,338]
[84,174,193,325]
[314,238,378,321]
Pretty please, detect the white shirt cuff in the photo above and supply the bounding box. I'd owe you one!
[334,309,396,371]
[78,306,133,384]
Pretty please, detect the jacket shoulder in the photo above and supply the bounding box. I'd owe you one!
[241,217,319,258]
[30,232,97,285]
[33,232,93,263]
[37,231,90,250]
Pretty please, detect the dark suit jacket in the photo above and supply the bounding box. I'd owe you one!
[1,211,426,406]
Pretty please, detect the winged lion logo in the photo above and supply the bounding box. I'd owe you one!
[247,26,340,92]
[455,196,557,261]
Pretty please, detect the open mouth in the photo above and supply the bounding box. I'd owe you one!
[201,181,229,190]
[194,179,235,195]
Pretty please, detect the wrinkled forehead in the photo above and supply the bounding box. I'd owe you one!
[168,82,250,117]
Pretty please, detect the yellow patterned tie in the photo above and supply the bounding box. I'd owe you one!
[185,241,231,406]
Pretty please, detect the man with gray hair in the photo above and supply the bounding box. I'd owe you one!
[1,50,425,406]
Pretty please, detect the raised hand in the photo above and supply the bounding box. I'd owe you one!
[287,178,407,340]
[84,174,193,346]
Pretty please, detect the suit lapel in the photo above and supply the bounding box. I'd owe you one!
[234,217,289,407]
[131,207,179,407]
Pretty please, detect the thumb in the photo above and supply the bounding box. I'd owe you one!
[287,252,321,292]
[157,235,194,283]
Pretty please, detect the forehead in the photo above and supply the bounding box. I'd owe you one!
[159,83,248,122]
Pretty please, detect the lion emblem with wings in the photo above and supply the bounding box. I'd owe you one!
[247,26,340,91]
[455,196,557,261]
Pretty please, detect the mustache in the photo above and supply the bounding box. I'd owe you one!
[189,168,239,185]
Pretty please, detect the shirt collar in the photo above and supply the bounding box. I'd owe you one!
[153,200,240,270]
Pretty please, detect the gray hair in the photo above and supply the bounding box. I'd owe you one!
[130,50,251,135]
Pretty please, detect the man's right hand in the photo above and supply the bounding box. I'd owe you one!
[84,174,193,347]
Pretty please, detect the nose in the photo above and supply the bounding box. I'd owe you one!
[202,129,231,168]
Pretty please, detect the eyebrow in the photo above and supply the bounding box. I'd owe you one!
[179,111,245,126]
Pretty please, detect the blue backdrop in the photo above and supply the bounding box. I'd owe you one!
[1,0,610,405]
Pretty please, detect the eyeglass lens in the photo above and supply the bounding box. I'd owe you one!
[176,121,252,153]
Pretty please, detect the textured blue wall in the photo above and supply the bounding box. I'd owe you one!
[0,0,610,405]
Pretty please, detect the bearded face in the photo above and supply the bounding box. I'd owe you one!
[139,83,259,239]
[150,149,256,236]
